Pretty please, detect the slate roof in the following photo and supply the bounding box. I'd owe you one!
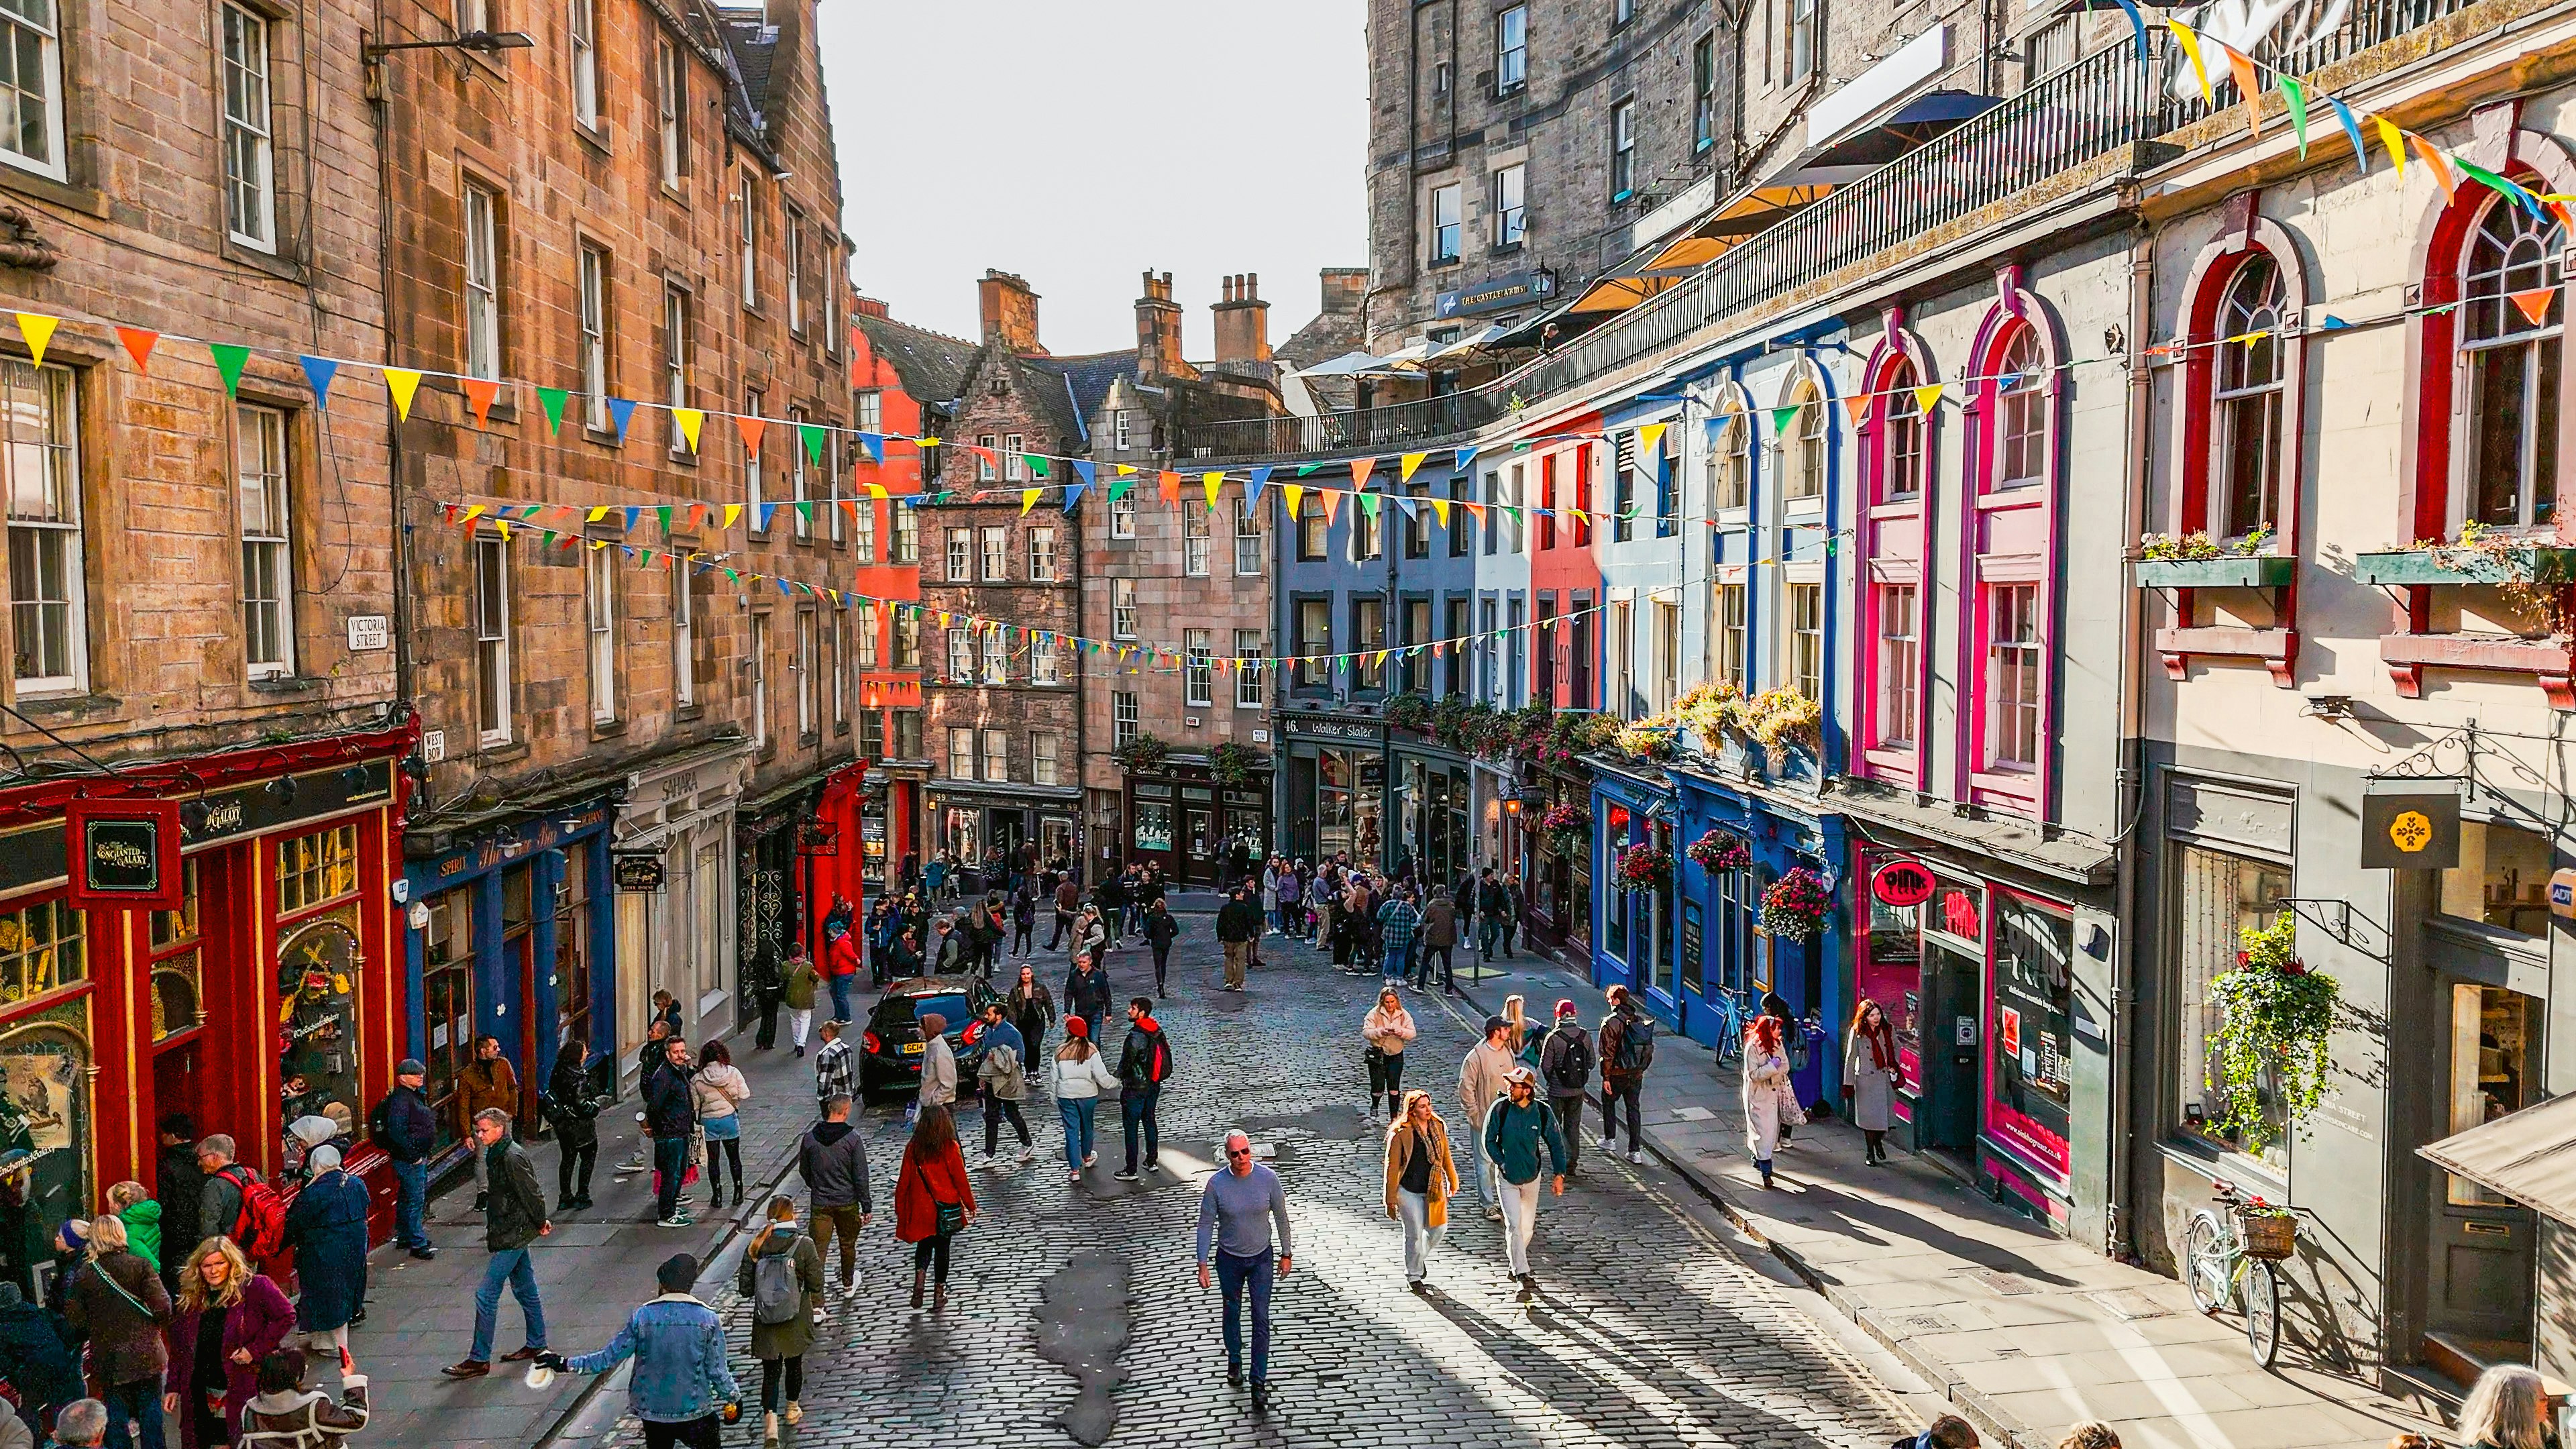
[853,312,981,409]
[1026,351,1144,445]
[708,3,781,160]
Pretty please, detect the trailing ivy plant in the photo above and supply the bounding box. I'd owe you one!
[2206,911,2339,1153]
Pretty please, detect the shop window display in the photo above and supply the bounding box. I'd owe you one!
[149,861,202,1040]
[1989,895,2074,1174]
[1860,890,1924,1094]
[276,917,361,1175]
[278,824,358,916]
[421,889,474,1154]
[0,1014,87,1298]
[2448,983,2536,1206]
[2439,818,2555,938]
[0,899,83,1006]
[2176,846,2291,1164]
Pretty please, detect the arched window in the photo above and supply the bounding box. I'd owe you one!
[2214,255,2287,537]
[2461,195,2566,529]
[1881,358,1925,501]
[1994,327,2047,488]
[1784,382,1826,501]
[1708,402,1749,513]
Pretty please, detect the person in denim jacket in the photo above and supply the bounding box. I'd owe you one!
[537,1255,737,1449]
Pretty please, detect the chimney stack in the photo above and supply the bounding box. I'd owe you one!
[977,269,1044,355]
[1318,267,1368,317]
[1212,272,1272,369]
[854,294,890,319]
[1135,269,1189,381]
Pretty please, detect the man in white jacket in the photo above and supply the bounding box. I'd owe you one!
[1456,1016,1517,1221]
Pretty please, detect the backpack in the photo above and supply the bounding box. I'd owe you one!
[751,1247,801,1326]
[1544,1026,1595,1093]
[1611,1012,1656,1073]
[222,1165,289,1260]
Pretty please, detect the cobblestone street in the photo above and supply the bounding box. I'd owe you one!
[556,926,1922,1449]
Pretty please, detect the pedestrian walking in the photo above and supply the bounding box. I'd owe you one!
[915,1014,959,1129]
[1049,1020,1121,1183]
[1362,987,1415,1120]
[747,948,784,1055]
[1891,1415,1981,1449]
[1597,985,1654,1165]
[1474,869,1509,962]
[443,1110,551,1378]
[1415,890,1457,991]
[191,1140,266,1275]
[1844,999,1900,1166]
[1484,1066,1566,1299]
[237,1348,368,1449]
[643,1037,699,1229]
[779,950,820,1058]
[364,1068,438,1256]
[1047,877,1081,951]
[2457,1364,2551,1449]
[541,1042,604,1212]
[795,1095,873,1299]
[971,1002,1035,1165]
[1063,941,1112,1028]
[1113,998,1173,1181]
[1742,1015,1799,1190]
[62,1218,168,1449]
[614,1020,676,1177]
[2057,1426,2121,1449]
[1456,1015,1516,1220]
[825,927,863,1025]
[1007,965,1057,1067]
[812,1020,855,1114]
[735,1199,822,1445]
[1761,991,1802,1147]
[103,1183,160,1276]
[1010,888,1036,961]
[161,1238,292,1449]
[894,1106,976,1312]
[689,1042,753,1210]
[1375,890,1422,986]
[1194,1129,1293,1416]
[534,1254,739,1449]
[277,1147,366,1379]
[1216,886,1263,991]
[1142,900,1180,998]
[457,1038,517,1214]
[151,1116,205,1291]
[1382,1091,1458,1291]
[1536,1000,1597,1178]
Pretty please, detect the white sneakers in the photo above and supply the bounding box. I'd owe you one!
[1628,1150,1646,1166]
[1017,1147,1036,1164]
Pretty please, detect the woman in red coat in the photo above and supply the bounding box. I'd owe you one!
[894,1104,976,1312]
[162,1236,293,1449]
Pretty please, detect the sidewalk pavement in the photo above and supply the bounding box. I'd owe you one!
[1394,938,2448,1449]
[344,1020,826,1449]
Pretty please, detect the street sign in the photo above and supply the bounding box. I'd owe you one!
[345,615,390,651]
[1872,858,1935,908]
[2360,792,2460,869]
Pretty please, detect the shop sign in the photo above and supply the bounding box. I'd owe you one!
[1434,269,1556,319]
[612,851,667,893]
[1870,857,1936,908]
[2361,792,2460,869]
[1283,714,1381,743]
[65,799,183,910]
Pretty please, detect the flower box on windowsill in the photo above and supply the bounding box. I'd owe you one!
[2134,555,2296,589]
[2352,545,2576,586]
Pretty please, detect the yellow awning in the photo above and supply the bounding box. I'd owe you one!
[1643,183,1836,272]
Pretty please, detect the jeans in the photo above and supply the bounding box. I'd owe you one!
[392,1160,430,1249]
[1049,912,1074,949]
[1059,1097,1098,1171]
[1498,1179,1541,1277]
[1601,1079,1642,1153]
[641,1415,721,1449]
[983,1093,1031,1154]
[1551,1096,1587,1177]
[1395,1189,1442,1283]
[1414,944,1452,989]
[653,1134,690,1220]
[101,1378,164,1449]
[814,1204,864,1283]
[827,973,855,1024]
[1366,1049,1405,1113]
[1214,1250,1275,1385]
[1122,1085,1161,1171]
[1478,915,1505,959]
[1151,944,1171,992]
[470,1247,547,1362]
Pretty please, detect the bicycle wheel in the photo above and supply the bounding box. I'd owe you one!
[2243,1258,2282,1367]
[1717,1017,1743,1067]
[2183,1212,2231,1314]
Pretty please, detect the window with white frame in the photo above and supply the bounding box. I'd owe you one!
[1495,4,1527,89]
[1787,0,1817,81]
[853,498,875,561]
[795,608,816,739]
[1788,583,1822,701]
[1032,731,1060,786]
[824,431,841,543]
[219,3,275,250]
[2463,197,2566,529]
[785,209,804,333]
[1028,527,1055,581]
[1712,582,1746,690]
[237,403,291,678]
[856,601,879,667]
[5,361,79,694]
[743,388,764,520]
[1988,584,2041,769]
[979,625,1007,685]
[1183,504,1210,576]
[747,612,769,750]
[568,0,599,131]
[1491,164,1525,248]
[1995,328,2048,488]
[1609,99,1635,199]
[472,535,510,743]
[788,405,810,533]
[462,182,501,379]
[1429,183,1462,264]
[2215,255,2287,537]
[1113,409,1132,451]
[892,502,917,562]
[0,0,66,180]
[945,627,970,682]
[672,567,695,706]
[892,609,919,667]
[1185,629,1213,706]
[1710,406,1749,511]
[1507,463,1527,551]
[1004,433,1024,482]
[822,239,840,356]
[979,525,1006,581]
[1112,578,1138,638]
[1882,363,1926,500]
[664,287,690,449]
[1786,385,1825,500]
[975,434,996,482]
[586,542,617,723]
[1293,599,1330,688]
[981,729,1008,782]
[947,729,973,780]
[1235,629,1264,707]
[855,390,881,433]
[829,611,847,730]
[1030,637,1059,685]
[1878,584,1917,749]
[1112,692,1139,749]
[737,165,758,306]
[655,36,683,185]
[578,244,610,430]
[1110,488,1136,538]
[945,527,970,582]
[1234,500,1261,575]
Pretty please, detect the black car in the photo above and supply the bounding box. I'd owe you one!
[858,975,1007,1097]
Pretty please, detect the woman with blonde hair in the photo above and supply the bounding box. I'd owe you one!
[64,1214,171,1449]
[735,1196,822,1443]
[1383,1090,1459,1291]
[2456,1364,2553,1449]
[161,1238,293,1449]
[2056,1424,2121,1449]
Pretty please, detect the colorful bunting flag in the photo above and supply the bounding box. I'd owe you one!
[672,407,704,453]
[1203,471,1225,508]
[1635,422,1667,457]
[1022,453,1049,479]
[115,327,158,373]
[11,313,52,368]
[2224,46,2263,138]
[1454,445,1479,474]
[1769,402,1801,434]
[1158,470,1182,504]
[462,378,502,426]
[605,397,637,441]
[1399,451,1428,482]
[855,430,881,464]
[1021,488,1041,517]
[1913,382,1945,414]
[722,504,743,529]
[382,366,421,419]
[209,343,251,398]
[2107,0,2152,73]
[1295,463,1322,477]
[1349,456,1377,492]
[1282,484,1303,519]
[801,423,827,466]
[2279,75,2311,158]
[1108,474,1133,503]
[536,386,569,435]
[2411,133,2455,200]
[300,356,339,407]
[1843,394,1870,426]
[2167,17,2211,101]
[2375,116,2407,177]
[2327,98,2369,173]
[1247,465,1272,504]
[1318,488,1342,523]
[2510,289,2556,326]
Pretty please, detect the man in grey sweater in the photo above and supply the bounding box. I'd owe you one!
[1193,1129,1293,1417]
[796,1095,873,1299]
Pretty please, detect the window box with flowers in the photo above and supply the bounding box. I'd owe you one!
[1540,802,1587,853]
[1209,741,1264,786]
[2135,529,2294,590]
[1111,733,1170,774]
[2354,527,2576,707]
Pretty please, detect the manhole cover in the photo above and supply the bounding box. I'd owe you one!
[1970,1269,2039,1295]
[2088,1289,2177,1321]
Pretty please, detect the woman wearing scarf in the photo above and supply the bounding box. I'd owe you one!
[1843,999,1900,1167]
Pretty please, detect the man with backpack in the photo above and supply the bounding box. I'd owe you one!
[1113,998,1173,1181]
[1538,1000,1598,1179]
[195,1136,288,1270]
[1598,985,1654,1165]
[1456,1016,1517,1220]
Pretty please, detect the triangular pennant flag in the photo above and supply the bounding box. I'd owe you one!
[1399,451,1428,482]
[494,519,510,541]
[2328,98,2369,174]
[381,366,421,419]
[2375,116,2407,176]
[1295,463,1322,476]
[1454,445,1479,474]
[2108,0,2153,74]
[458,504,486,526]
[299,356,339,408]
[2320,315,2354,330]
[1770,402,1801,434]
[623,506,640,531]
[2511,288,2556,326]
[1247,465,1272,505]
[1108,475,1133,502]
[795,501,814,525]
[1358,491,1381,521]
[2166,17,2211,101]
[2455,155,2543,217]
[1021,488,1041,517]
[1158,470,1183,504]
[1318,488,1342,522]
[1203,472,1225,508]
[586,505,610,523]
[1062,480,1086,514]
[1071,459,1096,491]
[1282,484,1303,519]
[1635,422,1667,457]
[1114,463,1135,477]
[1022,453,1049,479]
[1430,496,1450,526]
[605,397,637,441]
[855,430,881,464]
[800,423,826,466]
[672,407,704,453]
[2278,75,2311,158]
[722,504,743,529]
[656,505,673,533]
[209,343,252,398]
[535,386,568,434]
[11,313,52,368]
[462,378,502,426]
[733,414,767,458]
[759,502,779,531]
[1463,501,1488,522]
[1913,383,1945,413]
[1349,456,1377,492]
[2223,47,2263,139]
[2410,133,2455,200]
[1843,394,1870,426]
[114,327,158,373]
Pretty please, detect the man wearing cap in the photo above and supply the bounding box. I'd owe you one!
[1456,1016,1517,1222]
[368,1061,439,1260]
[1537,1000,1599,1179]
[537,1254,738,1449]
[1484,1066,1566,1301]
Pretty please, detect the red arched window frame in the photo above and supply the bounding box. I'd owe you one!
[1959,268,2064,818]
[1855,308,1936,785]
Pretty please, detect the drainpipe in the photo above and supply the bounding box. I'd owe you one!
[2108,205,2155,1259]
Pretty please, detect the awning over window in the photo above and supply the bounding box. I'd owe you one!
[1642,182,1840,271]
[2418,1092,2576,1224]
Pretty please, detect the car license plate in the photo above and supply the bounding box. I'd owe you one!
[902,1042,924,1055]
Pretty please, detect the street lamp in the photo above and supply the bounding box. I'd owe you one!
[362,30,535,61]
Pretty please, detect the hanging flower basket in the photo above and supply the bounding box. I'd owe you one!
[1687,828,1751,873]
[2205,912,2339,1152]
[1111,733,1170,774]
[1616,843,1673,892]
[1758,867,1831,941]
[1209,741,1263,787]
[1539,802,1587,851]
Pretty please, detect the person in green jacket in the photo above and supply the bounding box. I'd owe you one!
[781,948,821,1058]
[105,1181,160,1271]
[1481,1067,1564,1301]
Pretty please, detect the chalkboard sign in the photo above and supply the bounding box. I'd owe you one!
[612,851,667,893]
[65,799,182,909]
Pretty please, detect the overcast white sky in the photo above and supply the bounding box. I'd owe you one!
[816,1,1370,360]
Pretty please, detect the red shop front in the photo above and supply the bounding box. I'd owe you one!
[800,760,871,949]
[0,726,413,1292]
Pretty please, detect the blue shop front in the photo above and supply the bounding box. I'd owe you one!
[402,794,619,1177]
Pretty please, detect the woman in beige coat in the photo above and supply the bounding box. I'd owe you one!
[1383,1089,1460,1290]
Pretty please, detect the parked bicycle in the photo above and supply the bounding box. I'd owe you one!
[1707,986,1758,1067]
[2184,1177,2306,1366]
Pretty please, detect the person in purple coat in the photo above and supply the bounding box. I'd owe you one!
[160,1238,292,1449]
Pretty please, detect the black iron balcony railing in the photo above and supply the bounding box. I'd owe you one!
[1185,0,2481,463]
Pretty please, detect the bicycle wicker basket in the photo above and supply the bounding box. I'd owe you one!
[2237,1208,2297,1260]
